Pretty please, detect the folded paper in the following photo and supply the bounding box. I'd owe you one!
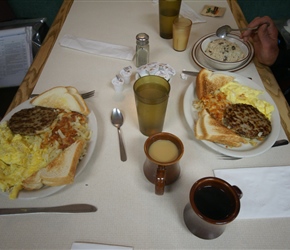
[180,2,206,23]
[60,34,135,61]
[214,166,290,219]
[71,242,133,250]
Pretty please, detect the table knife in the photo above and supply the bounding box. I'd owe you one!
[272,139,289,147]
[0,204,97,215]
[182,70,199,76]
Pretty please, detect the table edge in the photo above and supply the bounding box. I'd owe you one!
[5,0,74,115]
[227,0,290,140]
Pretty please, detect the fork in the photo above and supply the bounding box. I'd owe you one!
[219,139,289,160]
[30,90,95,99]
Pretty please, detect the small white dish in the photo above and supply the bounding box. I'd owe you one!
[200,34,250,70]
[192,33,254,72]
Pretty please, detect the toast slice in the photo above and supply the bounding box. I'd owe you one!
[66,86,90,116]
[195,109,247,147]
[22,139,86,190]
[30,86,90,116]
[196,69,235,99]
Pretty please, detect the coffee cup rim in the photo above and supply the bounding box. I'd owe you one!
[189,176,242,225]
[144,132,184,165]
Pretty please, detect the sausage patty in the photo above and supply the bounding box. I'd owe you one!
[8,106,59,135]
[222,103,271,139]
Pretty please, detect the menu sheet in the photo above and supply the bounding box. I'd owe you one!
[0,27,33,88]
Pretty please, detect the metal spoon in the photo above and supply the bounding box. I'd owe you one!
[216,23,269,38]
[111,108,127,162]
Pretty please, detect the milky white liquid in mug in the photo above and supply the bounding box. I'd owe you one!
[149,139,178,162]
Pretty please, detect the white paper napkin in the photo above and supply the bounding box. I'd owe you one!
[60,34,135,61]
[180,2,206,24]
[214,166,290,219]
[71,242,133,250]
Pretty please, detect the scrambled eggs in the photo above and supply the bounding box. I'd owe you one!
[220,81,274,120]
[0,122,61,199]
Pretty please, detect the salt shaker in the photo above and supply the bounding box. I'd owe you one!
[136,33,149,67]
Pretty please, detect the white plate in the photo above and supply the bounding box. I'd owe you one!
[183,72,280,158]
[1,100,97,199]
[191,33,254,72]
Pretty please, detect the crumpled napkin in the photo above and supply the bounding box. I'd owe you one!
[71,242,133,250]
[180,2,206,24]
[59,34,135,61]
[214,166,290,219]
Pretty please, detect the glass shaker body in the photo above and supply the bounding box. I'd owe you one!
[136,33,149,67]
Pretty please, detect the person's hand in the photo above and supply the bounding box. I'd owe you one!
[241,16,279,66]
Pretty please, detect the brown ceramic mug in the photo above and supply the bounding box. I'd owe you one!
[183,177,242,239]
[143,132,184,195]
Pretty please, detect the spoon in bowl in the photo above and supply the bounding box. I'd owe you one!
[216,23,269,38]
[111,108,127,162]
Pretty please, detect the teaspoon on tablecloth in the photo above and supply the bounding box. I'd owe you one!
[111,108,127,162]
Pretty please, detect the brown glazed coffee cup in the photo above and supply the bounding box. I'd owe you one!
[183,177,242,239]
[143,132,184,195]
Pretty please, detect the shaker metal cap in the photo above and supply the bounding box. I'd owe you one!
[136,33,149,44]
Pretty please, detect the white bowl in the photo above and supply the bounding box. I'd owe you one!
[200,34,250,70]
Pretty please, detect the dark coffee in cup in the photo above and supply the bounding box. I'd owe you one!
[183,177,242,239]
[194,186,235,220]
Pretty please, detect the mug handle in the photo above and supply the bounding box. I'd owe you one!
[155,165,166,195]
[232,185,243,199]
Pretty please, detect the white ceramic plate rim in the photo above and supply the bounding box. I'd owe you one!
[192,33,254,72]
[0,100,98,199]
[183,71,280,158]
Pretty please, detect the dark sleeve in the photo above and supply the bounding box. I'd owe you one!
[271,32,290,68]
[271,48,290,68]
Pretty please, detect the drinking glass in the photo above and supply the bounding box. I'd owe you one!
[173,17,192,51]
[133,75,170,136]
[159,0,182,39]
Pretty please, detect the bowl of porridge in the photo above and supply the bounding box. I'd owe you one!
[200,34,250,70]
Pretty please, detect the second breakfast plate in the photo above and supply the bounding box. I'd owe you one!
[183,71,280,158]
[1,99,98,199]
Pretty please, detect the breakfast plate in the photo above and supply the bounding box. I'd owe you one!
[183,71,280,158]
[191,33,254,72]
[0,100,97,199]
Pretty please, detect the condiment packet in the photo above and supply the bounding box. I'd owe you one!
[112,76,124,92]
[200,5,226,17]
[120,66,132,84]
[136,62,176,82]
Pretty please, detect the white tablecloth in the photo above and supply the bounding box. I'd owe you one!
[1,1,290,249]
